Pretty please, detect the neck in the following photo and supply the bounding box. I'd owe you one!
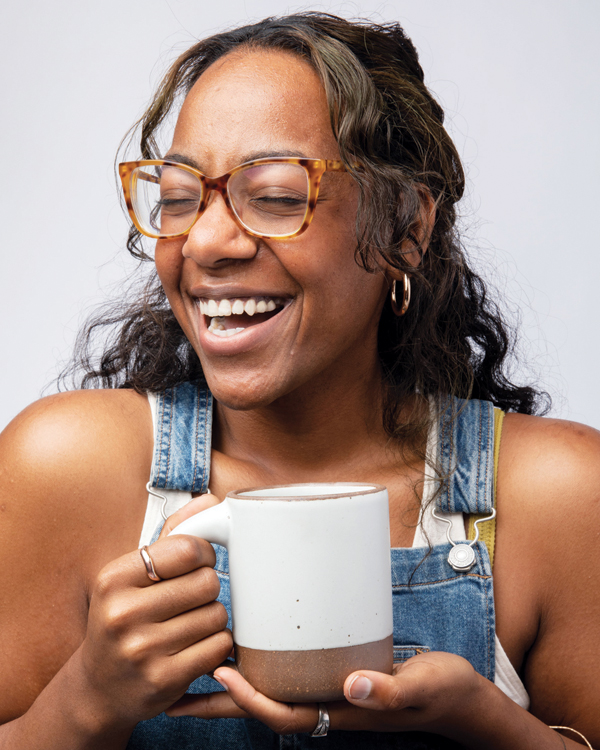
[213,360,396,483]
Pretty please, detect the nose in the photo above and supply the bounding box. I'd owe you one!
[181,190,258,267]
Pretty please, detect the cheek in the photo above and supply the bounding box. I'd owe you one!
[154,241,197,339]
[294,249,386,336]
[154,241,184,296]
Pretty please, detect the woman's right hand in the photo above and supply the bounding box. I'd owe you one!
[76,494,232,728]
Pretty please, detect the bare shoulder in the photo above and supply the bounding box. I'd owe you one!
[0,389,153,721]
[1,388,152,476]
[498,411,600,523]
[495,412,600,740]
[0,387,153,570]
[496,411,600,592]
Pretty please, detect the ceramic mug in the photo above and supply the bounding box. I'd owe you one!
[169,482,393,701]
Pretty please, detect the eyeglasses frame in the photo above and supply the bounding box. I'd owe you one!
[118,157,348,241]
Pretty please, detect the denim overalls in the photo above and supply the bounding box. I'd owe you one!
[128,383,496,750]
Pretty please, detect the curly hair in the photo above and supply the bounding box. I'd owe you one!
[63,12,549,439]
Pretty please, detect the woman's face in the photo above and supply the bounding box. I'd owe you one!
[155,48,389,410]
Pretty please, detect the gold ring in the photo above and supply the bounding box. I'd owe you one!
[139,545,161,582]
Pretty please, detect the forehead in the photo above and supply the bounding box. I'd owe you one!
[170,48,339,173]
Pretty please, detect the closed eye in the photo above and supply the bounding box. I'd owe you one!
[158,197,199,215]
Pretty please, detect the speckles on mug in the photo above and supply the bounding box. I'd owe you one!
[235,635,393,702]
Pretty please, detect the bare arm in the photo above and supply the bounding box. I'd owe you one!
[0,391,232,748]
[492,413,600,746]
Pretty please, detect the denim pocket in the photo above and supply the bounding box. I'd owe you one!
[393,645,430,663]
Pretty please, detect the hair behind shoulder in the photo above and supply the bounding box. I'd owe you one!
[61,12,550,434]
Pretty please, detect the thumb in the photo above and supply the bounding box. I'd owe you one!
[344,669,414,712]
[158,493,222,539]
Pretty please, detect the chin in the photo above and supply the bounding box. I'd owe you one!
[206,374,290,412]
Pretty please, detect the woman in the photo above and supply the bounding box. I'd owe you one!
[0,13,597,749]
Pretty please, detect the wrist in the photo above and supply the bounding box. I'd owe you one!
[430,668,497,743]
[56,648,136,744]
[447,672,514,747]
[2,649,135,750]
[439,673,567,750]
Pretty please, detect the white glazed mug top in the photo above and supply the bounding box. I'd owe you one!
[169,481,393,650]
[228,481,384,500]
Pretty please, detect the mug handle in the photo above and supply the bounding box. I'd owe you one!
[168,499,231,547]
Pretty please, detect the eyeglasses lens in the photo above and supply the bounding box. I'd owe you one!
[228,163,309,237]
[130,162,310,238]
[131,164,202,237]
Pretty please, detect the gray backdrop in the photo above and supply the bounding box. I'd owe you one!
[1,0,599,431]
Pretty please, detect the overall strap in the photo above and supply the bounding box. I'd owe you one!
[149,382,213,493]
[437,397,496,514]
[466,408,504,567]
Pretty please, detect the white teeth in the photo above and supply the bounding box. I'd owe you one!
[211,327,245,338]
[207,317,245,337]
[200,295,285,323]
[218,299,232,316]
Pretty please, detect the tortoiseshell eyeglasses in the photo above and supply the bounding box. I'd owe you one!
[118,157,347,241]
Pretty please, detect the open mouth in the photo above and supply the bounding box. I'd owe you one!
[197,296,288,338]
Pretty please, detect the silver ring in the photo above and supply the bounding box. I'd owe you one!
[139,545,161,582]
[310,703,330,737]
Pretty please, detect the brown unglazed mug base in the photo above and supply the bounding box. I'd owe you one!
[235,634,393,702]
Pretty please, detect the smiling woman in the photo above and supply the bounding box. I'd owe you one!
[0,12,598,750]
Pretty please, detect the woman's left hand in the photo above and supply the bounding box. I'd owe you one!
[165,650,487,736]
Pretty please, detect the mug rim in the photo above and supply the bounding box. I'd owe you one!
[226,481,386,501]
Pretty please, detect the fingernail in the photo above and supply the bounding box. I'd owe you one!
[213,671,229,691]
[348,675,372,700]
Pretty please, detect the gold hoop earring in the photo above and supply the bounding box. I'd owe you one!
[391,274,411,316]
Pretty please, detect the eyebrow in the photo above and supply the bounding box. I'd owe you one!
[163,149,307,172]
